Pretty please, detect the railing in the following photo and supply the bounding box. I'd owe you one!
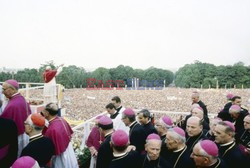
[0,81,62,102]
[19,83,45,101]
[0,82,44,100]
[72,111,108,149]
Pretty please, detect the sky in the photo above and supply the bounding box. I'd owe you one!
[0,0,250,71]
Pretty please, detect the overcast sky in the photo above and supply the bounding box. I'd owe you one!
[0,0,249,70]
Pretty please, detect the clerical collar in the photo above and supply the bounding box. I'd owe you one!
[220,140,234,146]
[29,133,43,143]
[48,116,57,122]
[11,92,19,97]
[146,154,152,161]
[104,131,113,138]
[110,111,119,119]
[116,105,122,110]
[30,133,42,140]
[129,121,137,127]
[146,155,160,162]
[209,158,221,167]
[173,145,185,153]
[193,131,203,138]
[113,151,128,157]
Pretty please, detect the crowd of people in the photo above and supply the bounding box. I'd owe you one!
[60,88,250,122]
[1,78,250,168]
[85,94,250,168]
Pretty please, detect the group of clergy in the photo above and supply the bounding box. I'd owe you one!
[0,79,78,168]
[1,78,250,168]
[87,94,250,168]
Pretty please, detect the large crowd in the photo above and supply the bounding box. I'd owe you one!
[1,80,250,168]
[61,88,250,121]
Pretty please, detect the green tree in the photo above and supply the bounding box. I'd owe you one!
[15,68,41,83]
[57,65,87,88]
[0,72,12,82]
[143,67,174,87]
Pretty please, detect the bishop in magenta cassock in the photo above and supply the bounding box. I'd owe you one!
[0,79,31,157]
[42,103,78,168]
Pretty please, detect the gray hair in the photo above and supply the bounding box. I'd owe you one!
[168,129,186,144]
[194,141,217,160]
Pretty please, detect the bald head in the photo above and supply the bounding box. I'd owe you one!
[186,116,203,137]
[191,103,200,110]
[191,107,204,119]
[188,116,201,124]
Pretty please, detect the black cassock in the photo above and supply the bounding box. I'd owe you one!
[109,151,141,168]
[217,102,232,121]
[111,106,123,119]
[195,100,208,116]
[236,129,250,148]
[205,131,215,142]
[129,122,147,153]
[143,122,158,137]
[160,135,172,161]
[96,134,113,168]
[218,141,247,168]
[218,104,249,134]
[140,154,170,168]
[233,110,249,134]
[21,134,54,167]
[166,146,195,168]
[0,118,18,168]
[186,131,207,152]
[206,158,228,168]
[115,106,123,113]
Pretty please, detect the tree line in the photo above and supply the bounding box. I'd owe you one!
[175,61,250,88]
[1,61,249,88]
[0,62,174,88]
